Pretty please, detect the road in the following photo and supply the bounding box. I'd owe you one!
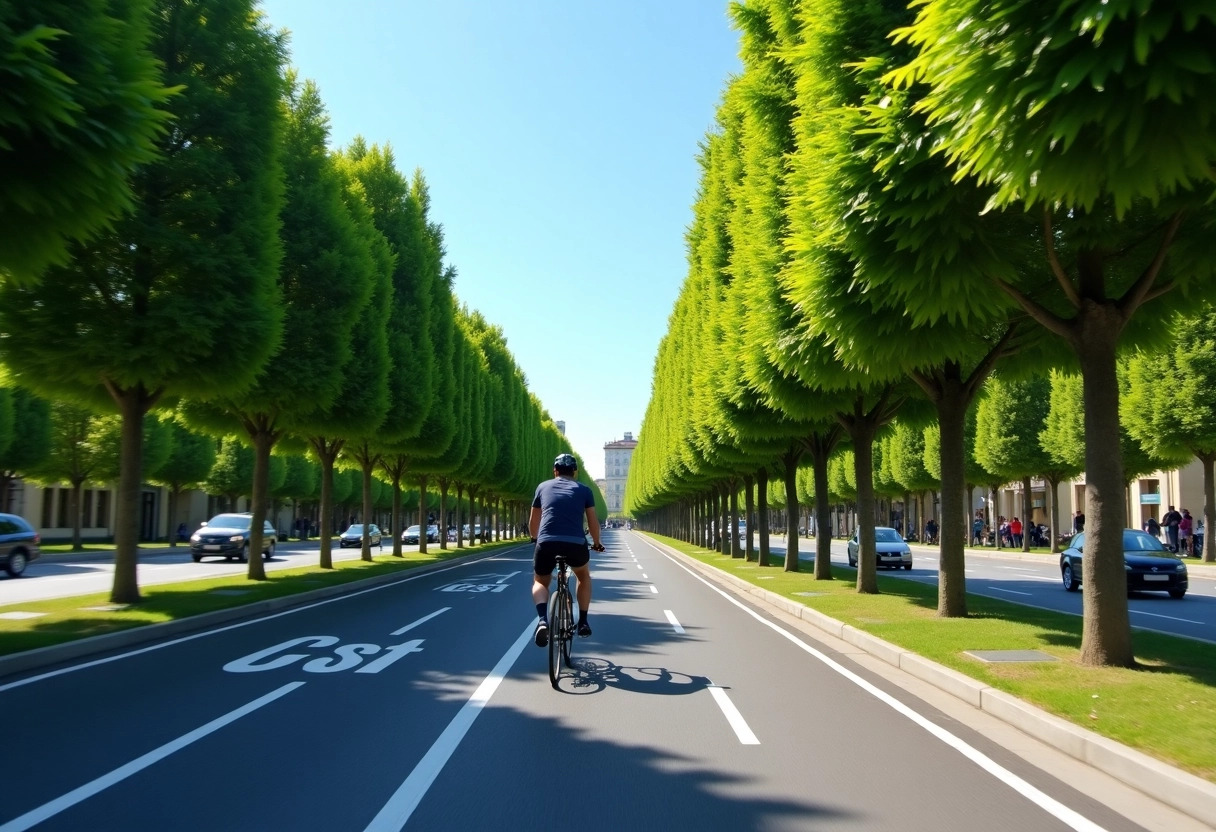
[0,530,1193,831]
[765,535,1216,643]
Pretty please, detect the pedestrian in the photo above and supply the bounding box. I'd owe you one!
[1162,505,1182,552]
[1010,516,1023,548]
[1143,515,1161,540]
[1073,510,1085,534]
[1180,509,1193,556]
[924,518,938,545]
[971,514,984,547]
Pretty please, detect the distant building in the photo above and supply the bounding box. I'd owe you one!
[603,432,638,516]
[555,420,566,435]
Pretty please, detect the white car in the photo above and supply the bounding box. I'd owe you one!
[847,526,912,570]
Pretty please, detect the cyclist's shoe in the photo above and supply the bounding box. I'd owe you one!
[534,619,549,647]
[577,620,592,638]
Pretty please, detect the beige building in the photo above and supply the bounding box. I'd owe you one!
[603,432,638,516]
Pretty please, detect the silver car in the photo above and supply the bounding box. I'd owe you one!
[847,526,912,570]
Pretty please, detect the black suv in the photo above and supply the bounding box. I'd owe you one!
[0,513,40,577]
[190,513,277,563]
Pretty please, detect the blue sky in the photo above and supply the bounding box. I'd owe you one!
[258,0,741,481]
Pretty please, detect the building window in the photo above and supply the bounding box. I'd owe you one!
[83,490,94,528]
[96,490,111,530]
[42,488,56,529]
[57,489,72,528]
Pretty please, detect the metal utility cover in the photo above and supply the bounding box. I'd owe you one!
[965,649,1059,663]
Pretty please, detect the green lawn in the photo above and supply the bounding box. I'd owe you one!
[652,533,1216,783]
[0,541,522,656]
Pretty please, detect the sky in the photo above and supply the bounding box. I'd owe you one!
[258,0,742,481]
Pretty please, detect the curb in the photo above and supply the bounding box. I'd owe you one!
[643,534,1216,830]
[0,545,520,682]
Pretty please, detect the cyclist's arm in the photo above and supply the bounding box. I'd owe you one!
[529,507,541,541]
[585,507,603,549]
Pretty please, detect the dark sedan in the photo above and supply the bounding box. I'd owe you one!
[0,513,41,577]
[1060,529,1188,599]
[339,524,383,549]
[190,513,277,563]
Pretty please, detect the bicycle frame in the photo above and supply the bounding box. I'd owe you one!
[548,556,575,688]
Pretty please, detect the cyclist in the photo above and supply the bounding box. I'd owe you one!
[530,453,604,647]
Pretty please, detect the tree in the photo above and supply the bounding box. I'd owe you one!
[36,403,107,549]
[183,74,374,579]
[0,0,288,603]
[0,388,52,512]
[975,375,1054,551]
[147,419,216,545]
[894,0,1216,665]
[1126,309,1216,562]
[0,0,176,283]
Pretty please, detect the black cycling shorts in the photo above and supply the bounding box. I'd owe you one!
[534,540,590,575]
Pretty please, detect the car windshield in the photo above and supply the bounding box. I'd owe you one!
[207,514,250,530]
[1124,530,1166,552]
[346,525,366,534]
[874,528,903,542]
[406,525,420,533]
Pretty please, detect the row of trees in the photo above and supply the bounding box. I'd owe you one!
[0,0,603,603]
[627,0,1216,667]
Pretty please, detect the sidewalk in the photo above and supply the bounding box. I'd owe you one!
[644,532,1216,829]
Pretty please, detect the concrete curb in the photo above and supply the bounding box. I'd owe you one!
[643,534,1216,830]
[0,545,517,682]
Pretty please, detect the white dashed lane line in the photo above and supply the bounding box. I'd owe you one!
[650,585,658,594]
[663,610,685,634]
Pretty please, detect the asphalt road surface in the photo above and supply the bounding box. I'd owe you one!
[1,530,1195,831]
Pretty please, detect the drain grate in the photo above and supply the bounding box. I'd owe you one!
[965,650,1058,663]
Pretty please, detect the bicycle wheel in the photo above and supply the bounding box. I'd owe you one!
[560,586,574,668]
[548,585,567,688]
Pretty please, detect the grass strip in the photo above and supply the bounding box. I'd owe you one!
[0,541,523,657]
[652,533,1216,783]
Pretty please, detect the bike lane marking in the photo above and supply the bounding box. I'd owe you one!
[362,620,534,832]
[707,684,760,745]
[0,682,305,832]
[391,607,451,636]
[638,535,1111,832]
[0,550,524,695]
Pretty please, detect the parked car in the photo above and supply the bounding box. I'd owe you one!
[1060,529,1187,599]
[426,524,439,543]
[0,513,41,577]
[462,523,487,541]
[339,524,383,549]
[402,525,422,545]
[190,513,277,563]
[847,526,912,570]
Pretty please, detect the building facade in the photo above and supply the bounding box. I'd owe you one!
[603,432,638,516]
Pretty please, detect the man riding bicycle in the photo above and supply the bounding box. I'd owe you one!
[530,453,604,647]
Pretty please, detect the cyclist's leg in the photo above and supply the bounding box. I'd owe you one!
[533,543,557,646]
[571,562,592,612]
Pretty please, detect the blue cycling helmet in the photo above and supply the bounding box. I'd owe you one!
[554,453,577,471]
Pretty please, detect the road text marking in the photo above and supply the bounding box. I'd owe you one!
[0,683,304,832]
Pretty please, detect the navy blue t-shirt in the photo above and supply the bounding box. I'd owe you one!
[532,477,594,544]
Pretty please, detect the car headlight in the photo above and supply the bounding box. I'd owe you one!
[1178,562,1187,572]
[190,534,201,542]
[230,535,245,543]
[904,547,911,555]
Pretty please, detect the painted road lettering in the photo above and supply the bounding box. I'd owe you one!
[436,572,518,593]
[224,636,424,675]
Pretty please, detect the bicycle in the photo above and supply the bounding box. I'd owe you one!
[548,553,575,688]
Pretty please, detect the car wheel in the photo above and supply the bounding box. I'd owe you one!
[1061,562,1080,591]
[264,542,275,561]
[1168,589,1186,599]
[5,551,28,577]
[238,544,248,563]
[903,563,912,571]
[848,554,856,567]
[191,553,202,563]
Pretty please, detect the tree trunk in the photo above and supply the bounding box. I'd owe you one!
[1047,475,1060,554]
[418,475,428,555]
[743,474,755,562]
[849,417,880,595]
[1076,307,1134,667]
[108,384,156,604]
[782,447,801,571]
[936,385,969,616]
[358,458,374,561]
[438,479,449,550]
[808,432,837,581]
[455,483,465,549]
[757,468,770,567]
[70,480,84,551]
[310,438,342,568]
[245,423,274,581]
